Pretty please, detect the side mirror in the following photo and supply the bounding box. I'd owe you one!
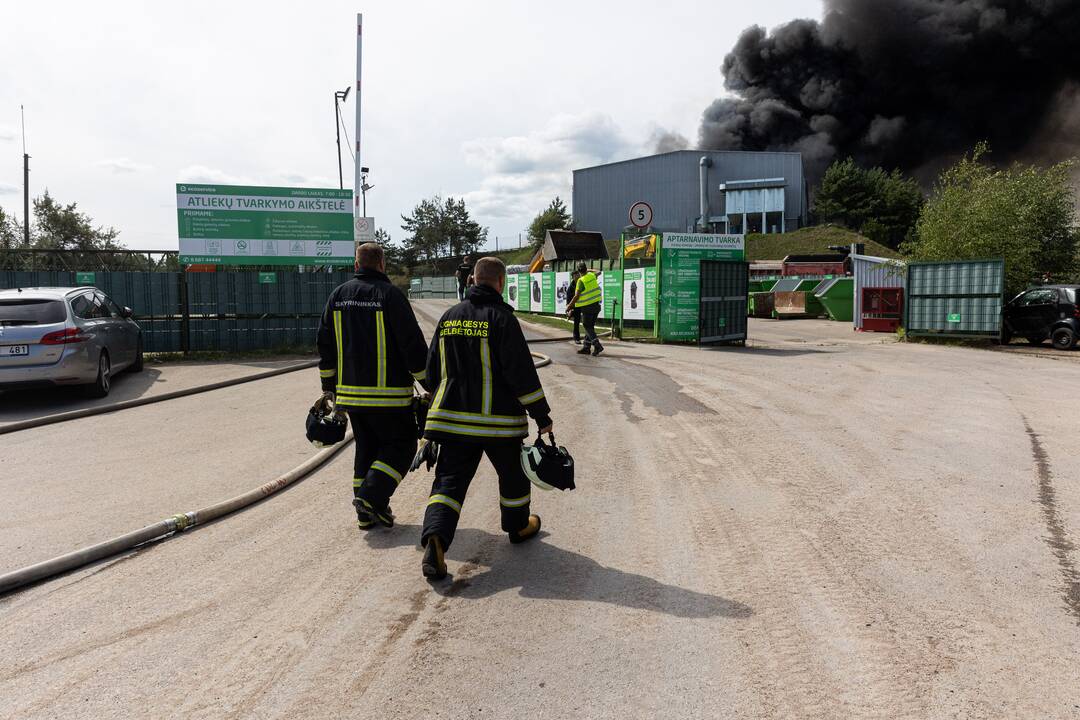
[121,307,134,318]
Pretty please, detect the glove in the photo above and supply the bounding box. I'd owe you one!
[409,439,440,473]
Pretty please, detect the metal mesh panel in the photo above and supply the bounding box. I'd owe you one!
[906,260,1004,337]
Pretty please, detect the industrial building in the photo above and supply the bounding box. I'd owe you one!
[572,150,808,239]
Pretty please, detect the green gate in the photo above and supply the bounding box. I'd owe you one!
[698,261,749,346]
[906,259,1004,338]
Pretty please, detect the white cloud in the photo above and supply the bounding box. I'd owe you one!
[460,112,639,227]
[0,183,17,194]
[177,166,336,188]
[97,157,152,174]
[0,126,15,142]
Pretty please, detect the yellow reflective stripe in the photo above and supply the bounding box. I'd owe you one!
[427,409,527,426]
[480,337,492,416]
[517,388,545,405]
[500,494,530,508]
[428,494,462,514]
[320,369,336,378]
[411,369,427,381]
[430,337,448,412]
[336,396,413,408]
[333,310,343,378]
[336,385,413,396]
[425,421,528,438]
[375,310,386,387]
[352,477,364,487]
[371,460,403,485]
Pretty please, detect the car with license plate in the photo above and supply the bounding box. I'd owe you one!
[0,287,143,397]
[1001,285,1080,350]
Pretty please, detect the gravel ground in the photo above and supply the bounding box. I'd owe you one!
[1,301,1078,719]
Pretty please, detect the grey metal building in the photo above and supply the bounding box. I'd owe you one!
[572,150,808,239]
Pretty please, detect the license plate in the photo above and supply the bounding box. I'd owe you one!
[0,345,29,357]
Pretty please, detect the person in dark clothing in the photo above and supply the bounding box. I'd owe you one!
[316,242,431,529]
[569,270,582,343]
[455,255,474,300]
[419,256,553,579]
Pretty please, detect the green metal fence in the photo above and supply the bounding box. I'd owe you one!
[0,270,355,353]
[906,259,1004,338]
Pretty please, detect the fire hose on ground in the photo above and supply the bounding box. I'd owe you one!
[0,351,553,596]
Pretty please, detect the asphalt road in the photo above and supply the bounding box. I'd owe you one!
[2,301,1079,719]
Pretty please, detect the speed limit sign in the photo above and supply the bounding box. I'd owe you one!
[629,201,653,229]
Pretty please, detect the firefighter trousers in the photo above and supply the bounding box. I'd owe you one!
[348,410,417,512]
[421,440,532,549]
[581,303,602,349]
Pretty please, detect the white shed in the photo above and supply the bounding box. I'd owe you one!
[852,254,906,330]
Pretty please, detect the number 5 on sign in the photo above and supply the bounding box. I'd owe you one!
[629,201,653,229]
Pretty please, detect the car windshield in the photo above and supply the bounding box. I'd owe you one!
[0,298,67,325]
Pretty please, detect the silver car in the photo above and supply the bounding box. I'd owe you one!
[0,287,143,397]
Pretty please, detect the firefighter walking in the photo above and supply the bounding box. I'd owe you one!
[419,257,553,579]
[566,262,604,356]
[317,242,430,529]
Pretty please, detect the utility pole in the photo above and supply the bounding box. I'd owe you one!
[333,87,350,190]
[21,105,29,246]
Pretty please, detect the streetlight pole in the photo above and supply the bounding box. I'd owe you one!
[21,105,30,246]
[360,167,373,217]
[333,87,351,190]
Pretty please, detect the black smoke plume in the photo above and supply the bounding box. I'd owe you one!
[699,0,1080,181]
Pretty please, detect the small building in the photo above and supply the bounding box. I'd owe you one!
[572,150,809,239]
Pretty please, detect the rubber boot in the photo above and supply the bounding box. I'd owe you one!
[422,535,447,579]
[509,515,542,544]
[592,343,604,357]
[577,344,592,355]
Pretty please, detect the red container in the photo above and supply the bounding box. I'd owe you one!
[861,287,903,332]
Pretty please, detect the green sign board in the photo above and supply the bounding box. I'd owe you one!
[75,271,96,285]
[516,274,530,312]
[657,233,745,342]
[947,313,962,323]
[258,272,277,284]
[541,273,556,313]
[177,184,354,265]
[600,270,622,320]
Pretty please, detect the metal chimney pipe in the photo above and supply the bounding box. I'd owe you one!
[699,156,712,231]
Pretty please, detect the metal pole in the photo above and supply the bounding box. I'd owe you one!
[334,93,343,190]
[354,14,363,221]
[21,106,29,246]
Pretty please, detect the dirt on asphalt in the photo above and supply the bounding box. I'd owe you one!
[1,302,1079,719]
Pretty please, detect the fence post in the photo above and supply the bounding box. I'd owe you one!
[179,266,191,354]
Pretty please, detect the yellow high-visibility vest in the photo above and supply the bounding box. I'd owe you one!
[575,272,601,307]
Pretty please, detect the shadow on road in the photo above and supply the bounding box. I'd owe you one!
[0,367,163,423]
[365,524,752,620]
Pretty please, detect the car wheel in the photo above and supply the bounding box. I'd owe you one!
[1000,327,1013,345]
[1025,335,1046,345]
[84,351,111,398]
[1052,327,1076,350]
[130,335,144,373]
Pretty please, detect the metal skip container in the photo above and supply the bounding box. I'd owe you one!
[814,277,854,322]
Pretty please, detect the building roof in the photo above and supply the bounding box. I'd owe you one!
[572,149,804,174]
[541,230,609,261]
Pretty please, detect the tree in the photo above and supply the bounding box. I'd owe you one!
[375,227,414,275]
[813,158,923,249]
[0,207,21,250]
[31,190,122,251]
[400,195,487,262]
[527,196,572,247]
[905,143,1078,295]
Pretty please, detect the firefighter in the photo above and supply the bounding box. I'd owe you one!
[419,256,553,580]
[566,262,603,356]
[316,242,430,530]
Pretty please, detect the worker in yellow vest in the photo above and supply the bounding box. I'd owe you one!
[566,262,603,356]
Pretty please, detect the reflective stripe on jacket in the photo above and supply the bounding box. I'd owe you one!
[423,284,551,443]
[575,272,601,307]
[316,269,429,410]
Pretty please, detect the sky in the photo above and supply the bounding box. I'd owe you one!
[0,0,820,252]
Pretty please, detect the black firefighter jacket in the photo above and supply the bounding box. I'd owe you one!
[424,284,551,444]
[316,269,429,411]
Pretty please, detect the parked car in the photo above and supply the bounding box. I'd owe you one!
[0,287,143,397]
[1001,285,1080,350]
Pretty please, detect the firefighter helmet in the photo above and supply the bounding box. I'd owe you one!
[521,433,575,491]
[305,394,347,448]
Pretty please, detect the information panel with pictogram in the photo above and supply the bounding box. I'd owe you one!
[176,184,355,265]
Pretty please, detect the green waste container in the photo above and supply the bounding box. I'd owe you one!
[814,277,854,322]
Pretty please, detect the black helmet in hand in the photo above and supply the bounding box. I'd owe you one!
[521,433,575,491]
